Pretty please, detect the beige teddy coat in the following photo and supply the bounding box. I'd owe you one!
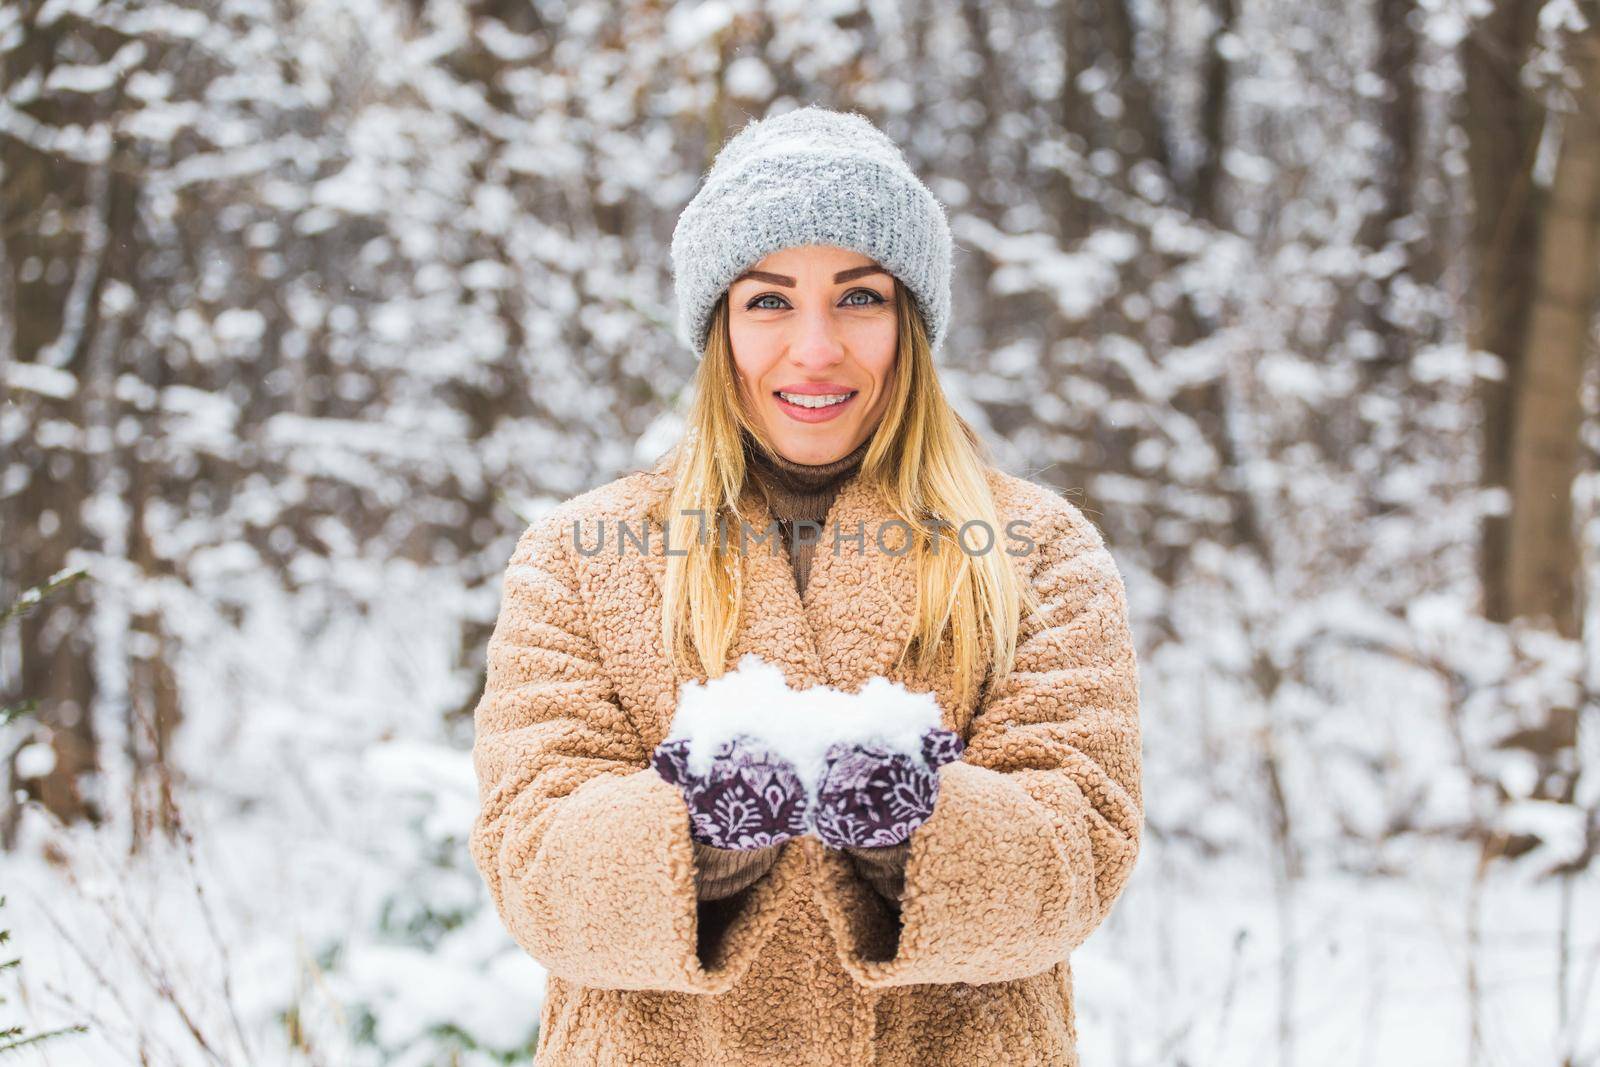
[468,457,1143,1066]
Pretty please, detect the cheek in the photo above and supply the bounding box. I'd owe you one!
[861,334,898,396]
[859,314,897,358]
[729,321,775,368]
[728,339,778,392]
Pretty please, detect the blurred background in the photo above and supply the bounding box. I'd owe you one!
[2,0,1598,1064]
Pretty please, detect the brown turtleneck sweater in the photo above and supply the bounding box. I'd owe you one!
[744,429,870,598]
[692,432,913,905]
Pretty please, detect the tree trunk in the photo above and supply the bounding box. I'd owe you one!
[0,0,105,847]
[1462,0,1547,624]
[1464,11,1598,853]
[1507,30,1600,640]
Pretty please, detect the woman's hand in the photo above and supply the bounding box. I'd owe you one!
[810,727,965,849]
[651,734,811,850]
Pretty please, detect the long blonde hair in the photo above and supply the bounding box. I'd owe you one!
[650,278,1041,711]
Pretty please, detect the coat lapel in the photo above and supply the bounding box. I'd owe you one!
[637,469,920,699]
[801,471,922,694]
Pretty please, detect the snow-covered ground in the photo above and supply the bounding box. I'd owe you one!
[4,563,1594,1065]
[8,791,1595,1066]
[1086,846,1599,1066]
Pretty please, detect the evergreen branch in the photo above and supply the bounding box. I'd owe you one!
[1,568,89,628]
[0,701,37,729]
[0,1022,92,1054]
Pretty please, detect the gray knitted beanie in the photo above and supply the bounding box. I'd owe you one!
[670,106,953,360]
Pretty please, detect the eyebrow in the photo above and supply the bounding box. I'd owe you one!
[732,264,889,287]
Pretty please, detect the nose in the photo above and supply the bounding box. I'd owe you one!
[788,303,846,368]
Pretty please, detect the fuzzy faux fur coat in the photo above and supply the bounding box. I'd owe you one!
[468,458,1143,1066]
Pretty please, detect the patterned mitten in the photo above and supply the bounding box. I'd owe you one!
[810,727,965,849]
[652,734,811,850]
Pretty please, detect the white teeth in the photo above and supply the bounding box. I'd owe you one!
[778,391,854,408]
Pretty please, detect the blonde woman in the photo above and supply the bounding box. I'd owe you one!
[468,106,1143,1066]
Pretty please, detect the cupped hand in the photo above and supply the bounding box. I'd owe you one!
[809,727,965,849]
[651,734,811,851]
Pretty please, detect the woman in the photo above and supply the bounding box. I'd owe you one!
[468,106,1143,1066]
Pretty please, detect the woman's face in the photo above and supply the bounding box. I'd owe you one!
[726,244,899,465]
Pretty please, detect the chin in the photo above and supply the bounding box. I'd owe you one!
[771,430,853,464]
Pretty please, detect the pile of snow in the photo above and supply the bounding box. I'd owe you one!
[666,653,944,800]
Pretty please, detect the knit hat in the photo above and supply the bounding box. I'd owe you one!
[670,106,954,360]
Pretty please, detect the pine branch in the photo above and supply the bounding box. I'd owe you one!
[0,700,37,729]
[0,895,90,1055]
[0,568,88,628]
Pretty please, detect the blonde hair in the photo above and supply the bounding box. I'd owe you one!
[650,279,1041,711]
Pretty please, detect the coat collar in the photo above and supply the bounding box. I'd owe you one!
[637,467,923,697]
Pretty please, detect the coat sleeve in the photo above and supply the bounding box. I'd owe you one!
[468,510,798,994]
[809,497,1143,987]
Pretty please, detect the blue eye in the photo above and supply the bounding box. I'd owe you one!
[844,288,885,306]
[743,288,887,311]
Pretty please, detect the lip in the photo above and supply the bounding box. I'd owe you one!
[773,386,859,423]
[775,382,857,395]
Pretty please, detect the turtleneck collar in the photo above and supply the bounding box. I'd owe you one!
[742,430,870,523]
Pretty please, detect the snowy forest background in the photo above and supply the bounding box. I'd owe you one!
[2,0,1599,1063]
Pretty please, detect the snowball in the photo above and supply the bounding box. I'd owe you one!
[666,653,944,800]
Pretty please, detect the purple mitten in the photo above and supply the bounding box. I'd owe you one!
[810,727,965,849]
[651,734,811,850]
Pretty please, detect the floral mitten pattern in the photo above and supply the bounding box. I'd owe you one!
[810,728,965,849]
[652,734,811,850]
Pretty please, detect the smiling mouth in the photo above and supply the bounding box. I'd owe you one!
[774,390,858,409]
